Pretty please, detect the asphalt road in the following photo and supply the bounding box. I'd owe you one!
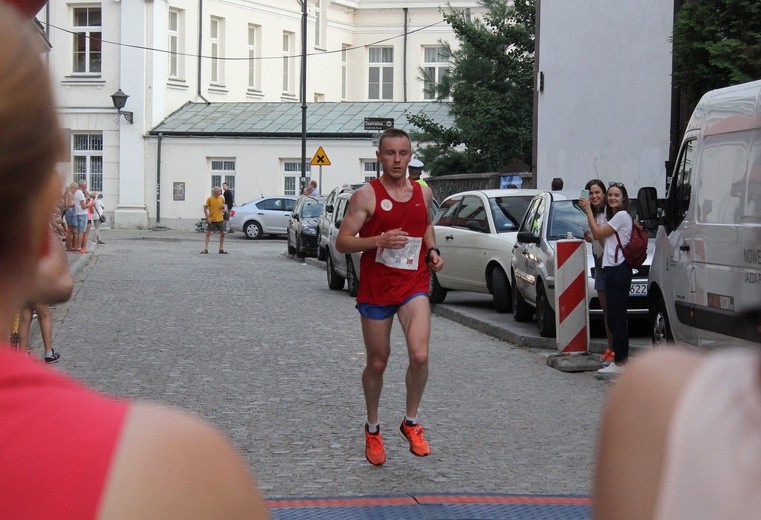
[47,229,611,499]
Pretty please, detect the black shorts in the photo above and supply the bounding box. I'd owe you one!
[208,221,224,232]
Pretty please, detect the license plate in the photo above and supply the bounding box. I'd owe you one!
[629,282,648,296]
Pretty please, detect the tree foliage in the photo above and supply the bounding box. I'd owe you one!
[406,0,535,176]
[672,0,761,106]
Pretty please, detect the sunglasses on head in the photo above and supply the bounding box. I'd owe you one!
[609,182,625,188]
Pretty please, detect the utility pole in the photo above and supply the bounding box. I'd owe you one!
[300,0,308,196]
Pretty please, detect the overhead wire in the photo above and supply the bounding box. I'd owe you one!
[47,18,448,61]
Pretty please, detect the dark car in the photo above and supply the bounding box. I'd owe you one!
[287,195,325,258]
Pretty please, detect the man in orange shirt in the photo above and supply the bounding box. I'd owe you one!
[201,186,228,254]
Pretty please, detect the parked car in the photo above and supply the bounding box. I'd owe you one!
[324,191,361,296]
[511,191,654,337]
[287,195,325,258]
[317,184,361,260]
[430,189,542,312]
[229,195,296,239]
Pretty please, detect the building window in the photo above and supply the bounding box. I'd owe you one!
[282,31,295,95]
[168,8,185,80]
[72,6,102,74]
[248,24,260,90]
[368,46,393,100]
[363,160,378,182]
[210,160,235,196]
[73,134,103,192]
[283,160,311,195]
[210,17,225,85]
[341,43,350,100]
[314,0,326,49]
[422,46,449,100]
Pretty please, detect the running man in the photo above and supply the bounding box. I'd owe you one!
[336,128,443,466]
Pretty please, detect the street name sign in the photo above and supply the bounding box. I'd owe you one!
[363,117,394,131]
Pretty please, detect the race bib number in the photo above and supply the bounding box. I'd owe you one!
[375,237,423,271]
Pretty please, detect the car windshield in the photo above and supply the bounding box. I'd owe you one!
[302,199,324,218]
[489,196,534,232]
[548,200,588,240]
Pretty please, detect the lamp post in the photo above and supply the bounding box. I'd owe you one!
[299,0,307,195]
[110,89,134,124]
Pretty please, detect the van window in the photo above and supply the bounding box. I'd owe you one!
[745,133,761,222]
[698,132,751,224]
[669,139,696,228]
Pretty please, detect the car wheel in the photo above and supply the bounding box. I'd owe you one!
[536,283,556,338]
[491,267,512,313]
[511,276,533,322]
[287,232,296,255]
[428,272,447,304]
[317,245,326,261]
[347,256,359,297]
[244,221,263,239]
[650,291,673,346]
[326,253,345,290]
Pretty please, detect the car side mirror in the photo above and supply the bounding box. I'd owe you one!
[516,231,540,244]
[335,218,342,229]
[636,187,659,230]
[292,214,300,221]
[326,204,334,213]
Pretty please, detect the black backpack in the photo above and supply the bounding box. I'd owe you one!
[614,221,648,268]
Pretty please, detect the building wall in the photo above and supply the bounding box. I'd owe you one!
[39,0,481,227]
[536,0,673,196]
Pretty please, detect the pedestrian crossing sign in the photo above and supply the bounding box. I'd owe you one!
[310,147,331,166]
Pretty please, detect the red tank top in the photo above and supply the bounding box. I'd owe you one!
[357,178,431,305]
[0,346,129,519]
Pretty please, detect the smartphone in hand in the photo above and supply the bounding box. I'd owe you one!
[580,189,589,199]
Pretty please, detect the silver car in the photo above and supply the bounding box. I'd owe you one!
[324,191,361,296]
[228,196,296,239]
[511,191,653,337]
[317,184,359,260]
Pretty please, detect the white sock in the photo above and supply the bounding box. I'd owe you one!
[366,422,379,434]
[404,416,418,425]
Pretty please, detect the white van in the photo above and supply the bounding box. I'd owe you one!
[638,79,761,348]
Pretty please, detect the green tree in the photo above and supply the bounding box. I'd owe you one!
[407,0,535,176]
[672,0,761,106]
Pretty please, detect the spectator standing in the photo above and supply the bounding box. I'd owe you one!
[222,182,234,232]
[336,128,444,466]
[551,177,564,190]
[72,180,91,253]
[201,186,227,254]
[0,6,267,517]
[93,192,105,244]
[303,179,319,196]
[580,181,633,374]
[64,182,77,251]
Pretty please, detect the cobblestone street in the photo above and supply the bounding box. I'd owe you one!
[50,229,608,500]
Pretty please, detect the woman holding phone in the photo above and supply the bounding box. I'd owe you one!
[579,182,633,374]
[582,179,614,364]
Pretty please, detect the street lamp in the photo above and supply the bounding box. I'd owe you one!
[110,88,134,124]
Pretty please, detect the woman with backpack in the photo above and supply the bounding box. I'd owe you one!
[580,182,632,374]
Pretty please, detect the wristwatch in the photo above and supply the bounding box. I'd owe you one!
[425,247,440,263]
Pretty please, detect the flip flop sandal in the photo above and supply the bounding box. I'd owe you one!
[200,250,209,254]
[219,250,229,254]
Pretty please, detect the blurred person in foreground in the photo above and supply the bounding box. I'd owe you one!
[0,5,267,518]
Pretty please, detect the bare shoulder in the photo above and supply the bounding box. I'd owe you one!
[99,402,268,519]
[594,347,705,519]
[350,182,375,209]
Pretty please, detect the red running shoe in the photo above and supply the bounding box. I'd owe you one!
[400,420,431,457]
[365,425,386,466]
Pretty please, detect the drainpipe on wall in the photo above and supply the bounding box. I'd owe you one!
[156,133,162,226]
[197,0,210,104]
[403,8,408,102]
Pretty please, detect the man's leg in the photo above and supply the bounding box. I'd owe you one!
[203,227,212,251]
[396,295,431,419]
[396,294,433,457]
[219,229,225,251]
[18,307,33,353]
[360,315,393,425]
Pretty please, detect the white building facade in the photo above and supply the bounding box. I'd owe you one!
[534,0,674,195]
[39,0,482,228]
